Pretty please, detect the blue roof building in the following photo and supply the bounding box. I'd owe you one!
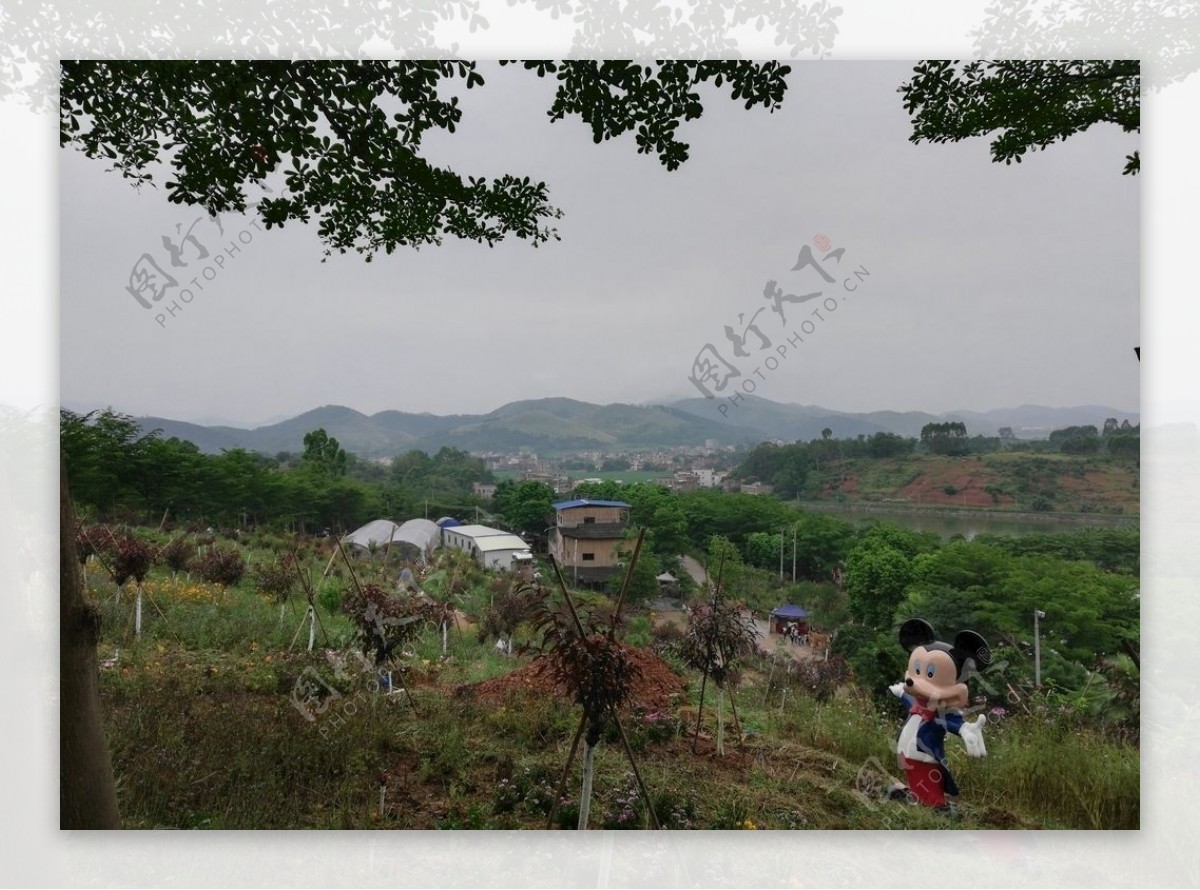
[551,498,632,510]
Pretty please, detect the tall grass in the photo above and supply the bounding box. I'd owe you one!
[766,690,1137,828]
[956,716,1139,829]
[91,555,1138,830]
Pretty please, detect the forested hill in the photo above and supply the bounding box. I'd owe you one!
[109,397,1141,458]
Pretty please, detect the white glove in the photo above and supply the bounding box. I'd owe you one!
[959,714,987,757]
[888,683,906,698]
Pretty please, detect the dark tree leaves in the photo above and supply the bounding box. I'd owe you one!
[342,582,431,665]
[61,60,793,258]
[899,60,1140,174]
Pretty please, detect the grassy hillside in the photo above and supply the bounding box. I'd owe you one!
[89,547,1136,831]
[806,453,1139,515]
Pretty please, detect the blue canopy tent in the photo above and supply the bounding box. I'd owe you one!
[769,604,809,636]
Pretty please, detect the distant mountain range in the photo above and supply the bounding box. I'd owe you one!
[110,396,1140,459]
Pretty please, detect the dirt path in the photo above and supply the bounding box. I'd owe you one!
[752,617,821,664]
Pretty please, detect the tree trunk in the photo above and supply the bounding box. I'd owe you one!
[578,742,596,830]
[717,686,725,756]
[60,460,121,828]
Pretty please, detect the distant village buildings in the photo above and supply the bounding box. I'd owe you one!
[519,469,572,495]
[738,481,774,496]
[479,445,734,497]
[655,468,726,492]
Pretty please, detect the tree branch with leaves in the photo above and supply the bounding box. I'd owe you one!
[900,60,1140,175]
[61,60,793,258]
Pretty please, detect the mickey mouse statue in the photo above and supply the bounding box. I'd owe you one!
[888,618,992,808]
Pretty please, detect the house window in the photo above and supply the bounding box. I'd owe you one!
[582,553,595,561]
[583,516,596,524]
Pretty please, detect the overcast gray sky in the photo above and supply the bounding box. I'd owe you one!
[60,61,1139,427]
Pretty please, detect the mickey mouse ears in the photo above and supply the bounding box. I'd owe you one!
[954,630,993,670]
[898,618,993,670]
[898,618,935,651]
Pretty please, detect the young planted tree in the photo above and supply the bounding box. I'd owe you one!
[193,545,247,591]
[334,536,424,703]
[532,529,661,830]
[340,581,426,707]
[252,552,299,623]
[478,574,541,655]
[678,559,760,756]
[287,544,335,654]
[111,534,155,638]
[84,527,156,638]
[419,554,472,658]
[159,536,194,579]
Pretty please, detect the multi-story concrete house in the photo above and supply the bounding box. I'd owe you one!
[548,498,632,587]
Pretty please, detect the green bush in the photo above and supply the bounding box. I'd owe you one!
[316,578,343,614]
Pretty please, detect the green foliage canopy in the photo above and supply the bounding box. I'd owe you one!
[61,60,793,257]
[900,60,1141,175]
[491,480,556,535]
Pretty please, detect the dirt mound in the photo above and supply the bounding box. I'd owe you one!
[465,647,687,711]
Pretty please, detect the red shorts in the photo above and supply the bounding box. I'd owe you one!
[902,757,946,807]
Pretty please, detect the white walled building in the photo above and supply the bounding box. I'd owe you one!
[441,524,534,572]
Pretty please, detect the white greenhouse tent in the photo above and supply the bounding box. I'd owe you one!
[341,518,442,560]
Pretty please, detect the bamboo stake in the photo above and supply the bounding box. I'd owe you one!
[336,537,364,593]
[610,528,646,630]
[547,711,588,830]
[727,685,745,747]
[692,665,710,754]
[141,586,183,645]
[763,652,777,706]
[291,545,330,648]
[609,706,662,830]
[692,554,726,751]
[547,554,586,637]
[312,605,332,649]
[319,545,339,580]
[288,610,309,650]
[717,687,725,756]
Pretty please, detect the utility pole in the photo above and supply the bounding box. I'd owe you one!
[1034,609,1046,688]
[779,527,784,582]
[791,525,797,582]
